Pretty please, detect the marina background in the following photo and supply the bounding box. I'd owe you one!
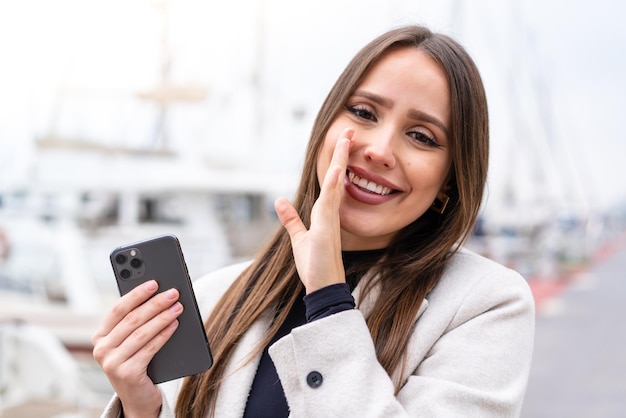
[0,0,625,416]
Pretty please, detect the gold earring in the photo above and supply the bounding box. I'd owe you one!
[431,192,450,215]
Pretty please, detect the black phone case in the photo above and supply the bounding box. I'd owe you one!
[110,234,213,384]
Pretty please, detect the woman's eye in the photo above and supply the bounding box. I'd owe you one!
[346,105,376,121]
[409,131,441,148]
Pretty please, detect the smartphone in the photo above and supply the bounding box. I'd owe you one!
[110,234,213,384]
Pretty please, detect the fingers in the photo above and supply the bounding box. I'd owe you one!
[314,127,353,230]
[274,127,354,242]
[92,283,183,381]
[99,306,181,381]
[273,128,353,293]
[106,288,181,350]
[92,280,159,344]
[275,197,306,242]
[321,128,353,191]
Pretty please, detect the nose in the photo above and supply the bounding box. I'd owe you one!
[361,130,397,169]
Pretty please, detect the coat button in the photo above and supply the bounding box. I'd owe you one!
[306,371,323,388]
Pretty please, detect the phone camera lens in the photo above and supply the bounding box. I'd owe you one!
[130,258,142,268]
[115,254,127,264]
[120,269,131,279]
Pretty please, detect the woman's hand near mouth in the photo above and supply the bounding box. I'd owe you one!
[275,128,353,294]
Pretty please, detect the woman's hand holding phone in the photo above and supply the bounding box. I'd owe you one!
[91,280,183,418]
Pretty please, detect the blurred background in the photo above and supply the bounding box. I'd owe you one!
[0,0,625,416]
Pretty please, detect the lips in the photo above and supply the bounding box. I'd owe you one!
[344,167,403,207]
[347,170,393,196]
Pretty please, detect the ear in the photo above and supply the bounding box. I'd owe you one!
[431,171,454,215]
[441,169,455,193]
[430,190,450,215]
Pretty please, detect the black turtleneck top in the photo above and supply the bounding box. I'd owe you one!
[242,249,385,418]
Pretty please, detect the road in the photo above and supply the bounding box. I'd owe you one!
[521,239,626,417]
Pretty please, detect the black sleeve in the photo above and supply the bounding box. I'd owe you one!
[303,283,355,322]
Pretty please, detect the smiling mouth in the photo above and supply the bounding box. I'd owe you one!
[347,170,395,196]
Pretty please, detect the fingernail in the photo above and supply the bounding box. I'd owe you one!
[169,302,183,313]
[144,280,157,291]
[165,288,178,300]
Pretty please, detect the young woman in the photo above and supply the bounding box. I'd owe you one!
[93,25,535,417]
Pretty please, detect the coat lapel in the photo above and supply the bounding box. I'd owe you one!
[353,276,430,385]
[213,310,272,418]
[353,274,429,325]
[211,274,431,417]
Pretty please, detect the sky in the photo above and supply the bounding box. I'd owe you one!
[0,0,624,220]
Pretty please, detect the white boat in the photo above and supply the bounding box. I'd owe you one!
[0,2,292,413]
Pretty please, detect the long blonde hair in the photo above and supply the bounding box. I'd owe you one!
[175,25,489,417]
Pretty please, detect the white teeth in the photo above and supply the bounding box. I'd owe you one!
[347,171,392,195]
[365,182,378,193]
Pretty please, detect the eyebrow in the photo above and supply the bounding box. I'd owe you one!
[352,90,450,138]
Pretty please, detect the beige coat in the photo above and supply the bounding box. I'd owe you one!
[102,247,535,417]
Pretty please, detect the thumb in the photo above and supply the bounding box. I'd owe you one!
[274,197,306,240]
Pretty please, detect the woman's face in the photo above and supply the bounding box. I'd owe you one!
[317,47,452,250]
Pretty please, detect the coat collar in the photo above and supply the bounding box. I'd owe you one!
[213,310,272,418]
[352,273,430,385]
[353,273,429,325]
[211,276,430,416]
